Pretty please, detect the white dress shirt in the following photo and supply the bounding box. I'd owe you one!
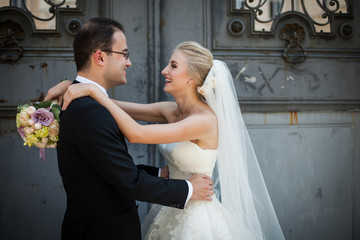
[76,75,109,97]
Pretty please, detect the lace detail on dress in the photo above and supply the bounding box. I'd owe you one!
[144,198,244,240]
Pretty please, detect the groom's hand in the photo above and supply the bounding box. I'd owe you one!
[188,174,214,201]
[160,165,169,179]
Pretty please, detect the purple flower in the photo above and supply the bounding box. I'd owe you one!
[31,108,54,126]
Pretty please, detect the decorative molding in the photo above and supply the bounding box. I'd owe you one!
[21,47,74,58]
[0,105,18,118]
[148,0,163,169]
[99,0,114,19]
[238,99,360,112]
[212,47,360,59]
[2,99,359,118]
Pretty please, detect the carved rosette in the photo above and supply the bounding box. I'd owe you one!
[0,20,25,61]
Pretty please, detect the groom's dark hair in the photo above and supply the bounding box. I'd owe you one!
[73,17,125,72]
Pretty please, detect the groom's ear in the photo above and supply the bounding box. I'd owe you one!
[93,51,105,66]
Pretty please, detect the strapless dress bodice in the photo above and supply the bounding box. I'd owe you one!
[158,141,218,180]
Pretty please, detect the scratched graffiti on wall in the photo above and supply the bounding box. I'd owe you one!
[228,61,335,100]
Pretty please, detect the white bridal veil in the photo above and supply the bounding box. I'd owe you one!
[199,60,285,240]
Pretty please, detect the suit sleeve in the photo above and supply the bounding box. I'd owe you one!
[137,164,159,177]
[74,98,188,209]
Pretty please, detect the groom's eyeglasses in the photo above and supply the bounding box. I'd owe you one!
[98,50,130,60]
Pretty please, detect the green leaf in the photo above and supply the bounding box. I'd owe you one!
[51,107,61,121]
[32,100,52,109]
[17,104,30,112]
[52,103,61,111]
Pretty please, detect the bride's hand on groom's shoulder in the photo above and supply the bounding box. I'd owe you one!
[44,80,72,105]
[62,83,97,110]
[188,174,214,201]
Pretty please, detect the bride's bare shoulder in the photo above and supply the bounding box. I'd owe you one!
[199,104,217,120]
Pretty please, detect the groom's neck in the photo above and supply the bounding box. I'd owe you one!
[77,71,109,91]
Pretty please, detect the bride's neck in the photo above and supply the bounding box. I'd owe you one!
[175,95,202,116]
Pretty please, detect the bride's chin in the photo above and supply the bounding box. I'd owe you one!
[163,86,170,93]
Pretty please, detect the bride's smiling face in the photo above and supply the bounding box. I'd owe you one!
[161,50,191,94]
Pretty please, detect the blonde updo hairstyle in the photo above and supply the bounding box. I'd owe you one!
[174,41,213,86]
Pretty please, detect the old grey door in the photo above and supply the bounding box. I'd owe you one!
[0,0,359,239]
[159,1,360,238]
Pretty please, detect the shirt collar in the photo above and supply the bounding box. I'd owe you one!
[75,75,109,98]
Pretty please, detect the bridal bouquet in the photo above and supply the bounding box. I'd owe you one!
[16,101,61,160]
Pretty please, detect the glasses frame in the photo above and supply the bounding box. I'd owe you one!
[99,50,130,60]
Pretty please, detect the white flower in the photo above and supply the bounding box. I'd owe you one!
[48,120,60,137]
[17,112,30,127]
[24,106,36,116]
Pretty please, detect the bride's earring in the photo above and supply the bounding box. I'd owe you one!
[188,81,191,86]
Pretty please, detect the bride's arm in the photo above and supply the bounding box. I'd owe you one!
[62,84,214,145]
[58,83,171,123]
[111,99,172,123]
[44,80,73,104]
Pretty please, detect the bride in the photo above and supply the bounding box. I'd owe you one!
[47,41,284,239]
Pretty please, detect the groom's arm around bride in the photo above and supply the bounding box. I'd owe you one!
[58,92,198,239]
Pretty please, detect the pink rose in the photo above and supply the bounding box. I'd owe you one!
[24,127,34,135]
[34,123,42,130]
[27,119,35,126]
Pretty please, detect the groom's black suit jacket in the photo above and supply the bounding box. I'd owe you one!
[57,81,188,240]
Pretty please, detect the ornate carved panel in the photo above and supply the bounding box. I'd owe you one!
[228,0,352,37]
[0,0,84,63]
[0,0,84,34]
[209,0,359,112]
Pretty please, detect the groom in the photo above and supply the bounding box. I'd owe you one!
[51,18,214,240]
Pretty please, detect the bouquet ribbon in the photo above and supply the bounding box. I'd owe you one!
[39,148,46,162]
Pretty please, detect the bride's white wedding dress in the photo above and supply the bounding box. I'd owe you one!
[142,60,285,240]
[141,141,255,240]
